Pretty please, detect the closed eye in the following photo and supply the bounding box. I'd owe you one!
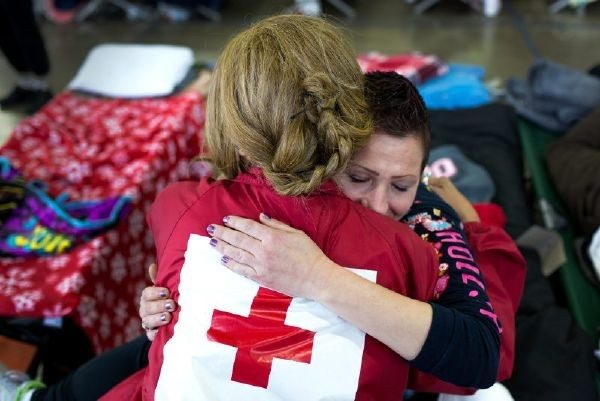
[348,174,368,183]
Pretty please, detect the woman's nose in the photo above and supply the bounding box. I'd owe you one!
[365,186,391,216]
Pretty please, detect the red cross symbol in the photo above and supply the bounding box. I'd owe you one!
[207,287,316,389]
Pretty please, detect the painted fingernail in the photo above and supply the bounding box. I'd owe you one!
[221,255,231,264]
[207,224,215,235]
[165,302,173,312]
[159,289,167,298]
[223,216,230,224]
[262,213,271,220]
[160,313,167,322]
[209,238,218,247]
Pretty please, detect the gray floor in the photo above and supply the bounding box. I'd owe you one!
[1,0,599,141]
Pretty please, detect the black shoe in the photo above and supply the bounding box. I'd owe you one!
[24,90,53,114]
[0,86,33,110]
[0,86,52,113]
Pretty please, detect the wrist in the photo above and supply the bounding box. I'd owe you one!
[461,213,480,223]
[305,256,341,301]
[459,206,480,223]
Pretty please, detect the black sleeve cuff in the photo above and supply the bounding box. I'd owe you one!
[411,303,500,388]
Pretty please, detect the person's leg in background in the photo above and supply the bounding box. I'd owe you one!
[0,0,52,114]
[1,335,150,401]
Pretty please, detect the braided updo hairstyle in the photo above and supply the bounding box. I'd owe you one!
[204,15,373,196]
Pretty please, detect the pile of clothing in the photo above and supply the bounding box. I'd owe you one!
[357,52,493,110]
[0,157,131,258]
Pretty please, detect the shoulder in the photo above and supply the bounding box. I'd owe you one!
[152,179,218,210]
[342,201,438,268]
[147,178,224,258]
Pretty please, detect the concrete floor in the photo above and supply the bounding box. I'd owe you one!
[1,0,599,141]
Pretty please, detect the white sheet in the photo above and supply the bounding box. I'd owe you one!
[68,43,194,98]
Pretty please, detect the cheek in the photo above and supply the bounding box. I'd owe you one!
[392,189,419,219]
[337,180,362,203]
[392,198,413,219]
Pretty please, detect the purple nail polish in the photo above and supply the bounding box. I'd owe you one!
[159,290,167,298]
[262,213,271,220]
[160,313,167,322]
[223,216,230,224]
[165,303,173,312]
[209,238,218,247]
[221,255,231,264]
[207,224,215,235]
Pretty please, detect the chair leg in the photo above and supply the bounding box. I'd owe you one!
[413,0,442,15]
[549,0,589,15]
[110,0,154,21]
[75,0,104,22]
[325,0,357,19]
[196,5,221,22]
[549,0,570,14]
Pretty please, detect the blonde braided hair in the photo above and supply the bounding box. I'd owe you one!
[204,14,372,195]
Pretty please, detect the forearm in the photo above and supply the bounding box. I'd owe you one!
[411,303,499,388]
[209,212,499,386]
[403,185,501,387]
[313,259,499,388]
[312,261,433,361]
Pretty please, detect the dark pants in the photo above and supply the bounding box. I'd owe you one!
[32,335,150,401]
[0,0,50,75]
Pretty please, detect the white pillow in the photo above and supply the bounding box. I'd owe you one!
[68,43,194,98]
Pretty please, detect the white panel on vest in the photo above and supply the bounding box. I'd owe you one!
[155,234,377,401]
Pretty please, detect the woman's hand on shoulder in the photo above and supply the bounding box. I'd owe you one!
[207,213,338,299]
[139,263,177,341]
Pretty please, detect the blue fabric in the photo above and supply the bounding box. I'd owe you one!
[428,145,496,203]
[506,59,600,132]
[418,64,492,110]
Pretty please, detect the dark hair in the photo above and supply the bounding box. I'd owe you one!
[364,71,430,170]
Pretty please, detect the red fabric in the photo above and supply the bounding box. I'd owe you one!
[101,368,145,400]
[356,52,448,85]
[206,287,316,388]
[474,203,507,228]
[0,91,205,353]
[102,168,441,401]
[408,222,526,394]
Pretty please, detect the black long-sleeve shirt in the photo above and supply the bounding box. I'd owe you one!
[405,184,501,388]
